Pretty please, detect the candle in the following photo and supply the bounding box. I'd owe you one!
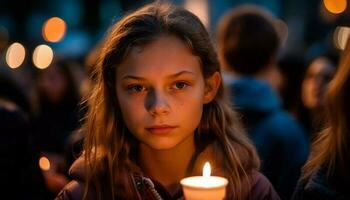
[180,162,228,200]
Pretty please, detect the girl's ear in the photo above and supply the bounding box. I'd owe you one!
[204,71,221,104]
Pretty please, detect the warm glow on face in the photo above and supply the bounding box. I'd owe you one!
[116,36,205,151]
[203,162,211,177]
[39,156,50,171]
[42,17,66,42]
[33,44,54,69]
[6,42,25,69]
[323,0,347,14]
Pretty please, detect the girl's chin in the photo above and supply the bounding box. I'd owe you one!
[141,140,181,151]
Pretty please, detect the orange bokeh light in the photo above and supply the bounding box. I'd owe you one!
[323,0,347,14]
[42,17,66,42]
[39,156,51,171]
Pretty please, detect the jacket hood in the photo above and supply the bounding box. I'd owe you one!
[229,77,281,114]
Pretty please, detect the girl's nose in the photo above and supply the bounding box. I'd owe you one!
[146,90,170,116]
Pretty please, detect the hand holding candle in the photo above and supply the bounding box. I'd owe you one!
[180,162,228,200]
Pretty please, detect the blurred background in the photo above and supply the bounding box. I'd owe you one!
[1,0,350,95]
[1,0,350,94]
[1,0,350,199]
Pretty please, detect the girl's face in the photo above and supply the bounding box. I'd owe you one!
[116,35,213,151]
[302,58,335,110]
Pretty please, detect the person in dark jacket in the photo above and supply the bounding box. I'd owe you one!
[31,58,82,196]
[217,5,308,199]
[292,35,350,200]
[0,74,49,199]
[57,2,280,200]
[31,58,81,155]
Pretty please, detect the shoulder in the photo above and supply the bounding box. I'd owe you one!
[55,180,86,200]
[292,166,347,200]
[56,156,95,200]
[249,171,281,200]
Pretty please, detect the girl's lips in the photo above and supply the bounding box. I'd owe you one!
[146,125,177,135]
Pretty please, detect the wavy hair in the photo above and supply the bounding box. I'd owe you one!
[301,39,350,181]
[83,2,259,200]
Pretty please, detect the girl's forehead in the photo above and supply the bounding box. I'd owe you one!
[116,35,202,78]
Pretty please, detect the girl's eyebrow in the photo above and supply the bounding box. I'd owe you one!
[122,75,146,81]
[167,70,196,78]
[122,70,195,80]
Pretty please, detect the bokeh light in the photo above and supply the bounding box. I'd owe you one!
[33,44,54,69]
[323,0,347,14]
[42,17,66,42]
[184,0,209,28]
[333,26,350,50]
[39,156,50,171]
[5,42,26,69]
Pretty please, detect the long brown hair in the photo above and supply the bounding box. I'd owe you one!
[301,39,350,181]
[83,2,259,200]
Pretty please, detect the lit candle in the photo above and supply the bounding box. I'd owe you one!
[180,162,228,200]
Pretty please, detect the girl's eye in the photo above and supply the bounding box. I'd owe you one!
[173,81,189,90]
[128,85,146,93]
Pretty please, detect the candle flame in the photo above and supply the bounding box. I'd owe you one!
[203,162,211,177]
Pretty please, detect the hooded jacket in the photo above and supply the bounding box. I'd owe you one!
[292,165,350,200]
[228,77,309,199]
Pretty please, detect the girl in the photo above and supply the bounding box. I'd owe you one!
[292,39,350,199]
[56,3,279,200]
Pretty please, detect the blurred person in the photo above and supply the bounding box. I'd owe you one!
[292,36,350,200]
[0,73,49,199]
[0,69,31,114]
[32,58,81,154]
[300,56,337,138]
[277,54,307,119]
[31,58,82,195]
[217,5,308,199]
